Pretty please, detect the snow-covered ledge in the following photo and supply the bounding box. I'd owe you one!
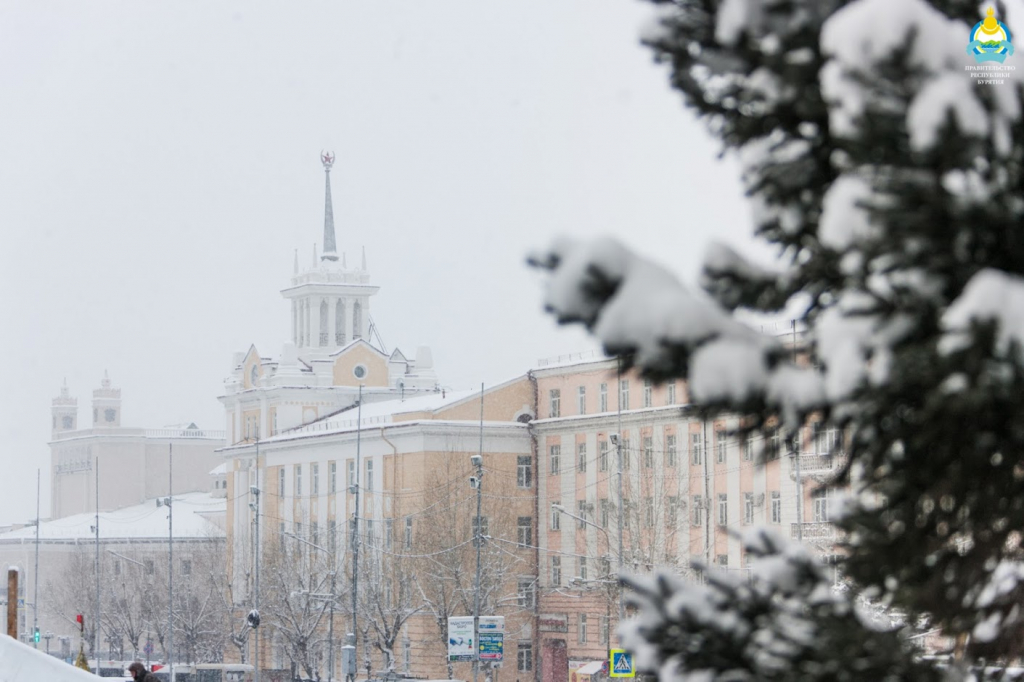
[0,635,98,682]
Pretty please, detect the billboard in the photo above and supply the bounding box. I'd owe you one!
[448,617,475,662]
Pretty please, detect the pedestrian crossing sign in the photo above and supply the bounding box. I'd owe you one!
[609,649,635,678]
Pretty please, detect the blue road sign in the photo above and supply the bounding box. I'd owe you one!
[609,649,635,678]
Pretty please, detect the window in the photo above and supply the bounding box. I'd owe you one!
[517,643,533,672]
[578,614,588,643]
[666,434,677,467]
[599,440,609,472]
[579,556,588,581]
[517,455,533,488]
[278,468,286,497]
[577,499,589,529]
[405,517,413,549]
[599,383,608,412]
[113,560,121,576]
[770,428,783,459]
[384,518,393,550]
[743,435,754,462]
[716,430,727,463]
[347,460,355,489]
[295,465,303,496]
[551,502,561,531]
[550,444,561,475]
[144,559,154,575]
[813,488,832,522]
[403,638,411,673]
[692,433,703,465]
[619,379,629,410]
[600,498,609,528]
[549,389,561,418]
[771,491,782,524]
[815,423,841,454]
[667,496,679,525]
[329,461,337,493]
[517,579,536,608]
[312,463,319,495]
[551,556,562,585]
[329,520,337,555]
[667,383,677,405]
[717,554,729,567]
[692,496,703,526]
[312,521,319,547]
[577,443,587,473]
[643,379,653,408]
[600,616,610,645]
[578,386,586,415]
[272,410,278,436]
[335,299,346,345]
[644,497,654,527]
[643,436,653,468]
[517,517,532,547]
[621,439,631,469]
[365,459,373,491]
[744,493,754,525]
[718,494,728,526]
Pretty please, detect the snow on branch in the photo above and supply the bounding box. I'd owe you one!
[619,527,937,681]
[529,237,825,427]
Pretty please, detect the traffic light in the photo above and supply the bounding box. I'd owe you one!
[33,628,39,643]
[76,614,84,633]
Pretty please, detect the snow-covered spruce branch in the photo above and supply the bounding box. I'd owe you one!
[618,528,939,681]
[528,237,824,431]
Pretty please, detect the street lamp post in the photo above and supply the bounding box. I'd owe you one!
[470,451,484,682]
[43,631,53,655]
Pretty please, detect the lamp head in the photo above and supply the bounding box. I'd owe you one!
[470,454,482,468]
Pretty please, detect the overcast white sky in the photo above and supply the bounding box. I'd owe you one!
[0,1,761,524]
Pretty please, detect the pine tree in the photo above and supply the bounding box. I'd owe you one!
[532,0,1024,677]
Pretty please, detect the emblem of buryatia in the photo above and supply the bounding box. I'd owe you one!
[321,151,335,170]
[968,7,1014,63]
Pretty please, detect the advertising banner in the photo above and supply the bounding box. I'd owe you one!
[448,617,475,662]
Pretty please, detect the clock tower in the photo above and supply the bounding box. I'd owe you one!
[51,379,77,436]
[92,370,121,427]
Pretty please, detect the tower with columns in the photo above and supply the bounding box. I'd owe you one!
[281,152,379,358]
[91,369,121,426]
[51,379,77,436]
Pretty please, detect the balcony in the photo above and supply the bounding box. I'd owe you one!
[798,453,845,474]
[791,522,839,542]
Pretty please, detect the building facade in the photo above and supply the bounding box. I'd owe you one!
[49,374,224,519]
[530,357,842,681]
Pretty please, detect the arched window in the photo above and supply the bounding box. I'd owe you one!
[335,300,346,345]
[319,299,328,346]
[353,301,363,340]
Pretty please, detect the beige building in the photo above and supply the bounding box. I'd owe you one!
[49,374,225,519]
[531,356,841,681]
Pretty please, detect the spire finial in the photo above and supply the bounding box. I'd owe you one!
[361,246,367,271]
[320,151,340,262]
[294,248,299,274]
[313,242,318,267]
[342,252,347,269]
[102,370,110,389]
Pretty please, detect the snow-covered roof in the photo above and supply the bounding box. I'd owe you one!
[209,463,228,476]
[0,491,225,543]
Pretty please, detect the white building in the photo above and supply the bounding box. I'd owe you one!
[49,374,224,519]
[0,491,225,657]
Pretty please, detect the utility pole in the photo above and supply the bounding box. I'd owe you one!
[94,457,100,666]
[472,383,485,682]
[351,385,363,680]
[33,469,40,649]
[252,429,262,682]
[615,360,625,624]
[168,444,174,682]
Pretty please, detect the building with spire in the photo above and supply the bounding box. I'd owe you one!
[220,153,440,446]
